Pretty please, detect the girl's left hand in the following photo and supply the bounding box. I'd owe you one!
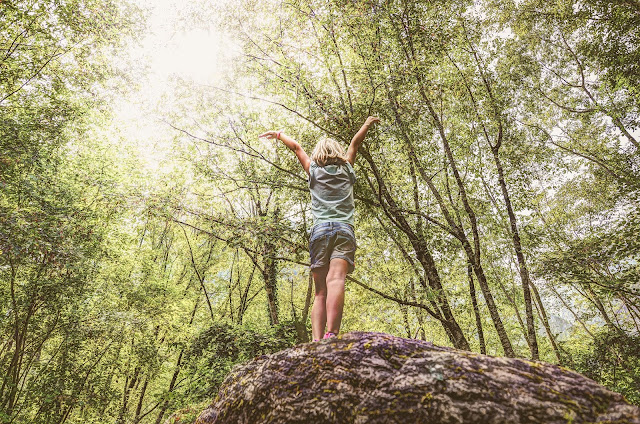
[365,116,380,126]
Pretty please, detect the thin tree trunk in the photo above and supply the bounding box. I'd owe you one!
[263,250,280,326]
[297,274,314,342]
[468,265,486,354]
[409,279,427,341]
[134,377,149,423]
[530,282,564,364]
[491,148,539,359]
[117,366,139,424]
[228,249,237,323]
[237,263,257,325]
[262,208,280,326]
[400,301,412,339]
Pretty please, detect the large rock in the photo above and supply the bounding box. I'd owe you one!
[196,332,640,424]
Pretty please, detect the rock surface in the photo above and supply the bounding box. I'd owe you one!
[195,332,640,424]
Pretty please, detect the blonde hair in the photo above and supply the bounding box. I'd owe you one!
[311,138,347,167]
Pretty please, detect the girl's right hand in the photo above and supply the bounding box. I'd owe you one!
[259,131,280,140]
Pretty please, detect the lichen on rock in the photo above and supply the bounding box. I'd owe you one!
[195,332,640,424]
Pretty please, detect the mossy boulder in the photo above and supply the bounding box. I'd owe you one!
[196,332,640,424]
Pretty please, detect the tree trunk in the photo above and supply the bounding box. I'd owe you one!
[530,282,564,364]
[360,148,470,351]
[468,264,486,354]
[491,147,539,359]
[134,377,149,423]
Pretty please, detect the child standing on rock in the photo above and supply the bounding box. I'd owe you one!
[260,116,379,341]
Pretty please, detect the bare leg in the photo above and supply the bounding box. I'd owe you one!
[311,268,328,341]
[326,258,348,335]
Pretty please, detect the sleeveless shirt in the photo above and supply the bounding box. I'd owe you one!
[308,161,356,226]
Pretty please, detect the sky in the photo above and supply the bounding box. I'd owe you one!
[111,0,239,174]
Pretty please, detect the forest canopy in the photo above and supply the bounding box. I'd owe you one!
[1,0,639,423]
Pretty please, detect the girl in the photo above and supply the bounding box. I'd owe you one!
[259,116,379,341]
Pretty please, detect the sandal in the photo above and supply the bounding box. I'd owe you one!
[323,332,337,339]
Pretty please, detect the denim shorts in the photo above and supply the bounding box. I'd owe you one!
[309,222,357,274]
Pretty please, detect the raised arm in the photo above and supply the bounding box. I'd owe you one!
[259,130,311,175]
[346,116,379,165]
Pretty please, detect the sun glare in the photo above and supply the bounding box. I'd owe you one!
[111,0,237,174]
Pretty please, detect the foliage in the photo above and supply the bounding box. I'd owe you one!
[1,0,639,422]
[572,329,640,406]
